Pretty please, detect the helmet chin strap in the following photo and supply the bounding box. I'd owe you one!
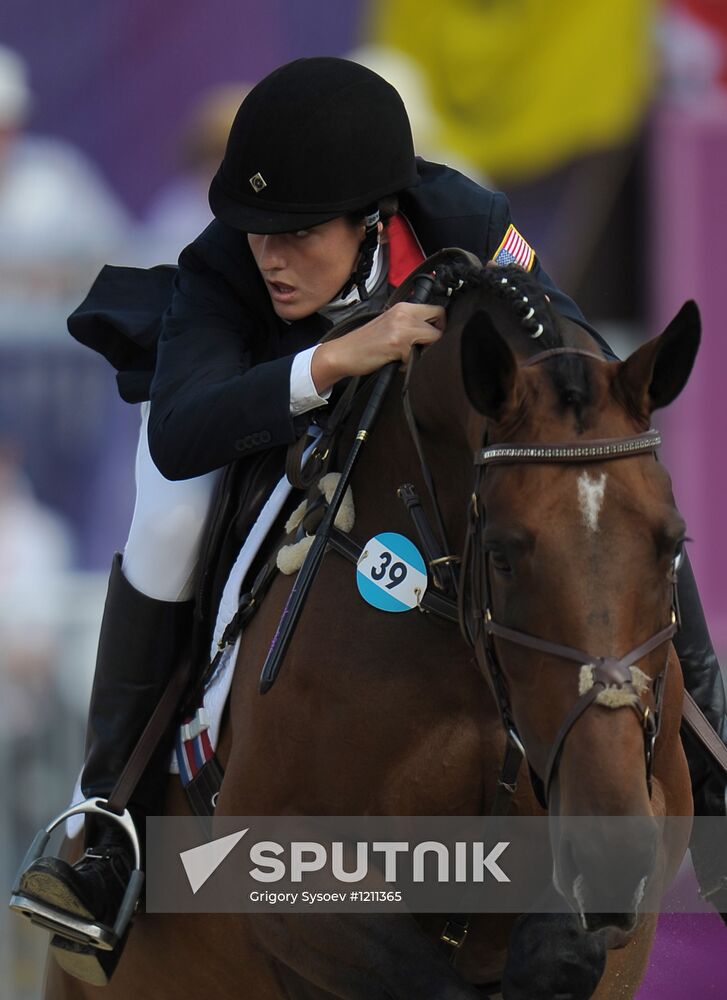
[335,206,381,303]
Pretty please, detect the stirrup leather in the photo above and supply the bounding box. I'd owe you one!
[9,796,144,949]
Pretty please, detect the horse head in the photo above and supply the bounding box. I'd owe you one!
[412,263,699,937]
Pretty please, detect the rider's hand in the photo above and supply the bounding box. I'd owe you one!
[311,302,446,395]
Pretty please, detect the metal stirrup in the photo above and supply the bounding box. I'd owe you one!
[9,797,144,950]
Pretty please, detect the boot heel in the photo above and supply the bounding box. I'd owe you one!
[50,933,126,987]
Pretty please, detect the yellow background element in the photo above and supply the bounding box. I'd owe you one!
[368,0,657,181]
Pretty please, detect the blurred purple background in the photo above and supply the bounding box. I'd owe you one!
[0,3,726,998]
[0,0,363,568]
[0,0,360,215]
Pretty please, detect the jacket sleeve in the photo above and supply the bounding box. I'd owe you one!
[148,238,299,481]
[486,192,618,360]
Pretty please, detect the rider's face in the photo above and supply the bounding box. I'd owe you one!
[248,217,365,321]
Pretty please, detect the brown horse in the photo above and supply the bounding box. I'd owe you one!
[45,263,697,1000]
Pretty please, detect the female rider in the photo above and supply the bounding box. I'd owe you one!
[14,56,727,983]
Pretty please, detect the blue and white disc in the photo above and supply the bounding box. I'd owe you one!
[356,532,428,613]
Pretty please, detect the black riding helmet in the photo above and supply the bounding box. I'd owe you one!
[208,56,418,235]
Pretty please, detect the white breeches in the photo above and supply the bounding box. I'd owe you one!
[122,402,222,601]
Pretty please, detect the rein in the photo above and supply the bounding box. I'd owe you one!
[260,251,484,693]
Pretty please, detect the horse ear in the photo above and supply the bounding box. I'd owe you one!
[613,300,701,416]
[461,309,519,420]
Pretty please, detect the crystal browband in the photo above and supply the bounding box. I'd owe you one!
[475,429,662,466]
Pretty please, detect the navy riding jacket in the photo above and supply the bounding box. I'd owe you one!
[68,159,614,482]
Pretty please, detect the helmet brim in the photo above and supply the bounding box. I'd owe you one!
[209,173,349,234]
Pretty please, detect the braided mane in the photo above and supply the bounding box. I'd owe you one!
[444,261,598,423]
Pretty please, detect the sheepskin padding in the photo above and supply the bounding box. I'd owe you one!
[276,473,355,574]
[277,535,315,574]
[577,663,651,709]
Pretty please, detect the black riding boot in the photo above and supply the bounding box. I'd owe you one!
[673,552,727,914]
[15,552,194,983]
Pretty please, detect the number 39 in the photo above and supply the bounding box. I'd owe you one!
[370,551,408,590]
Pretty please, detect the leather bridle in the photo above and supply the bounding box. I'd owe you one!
[292,265,682,816]
[459,348,680,810]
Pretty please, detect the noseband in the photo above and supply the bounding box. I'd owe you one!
[459,348,679,809]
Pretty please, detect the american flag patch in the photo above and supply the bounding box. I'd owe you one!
[491,224,535,271]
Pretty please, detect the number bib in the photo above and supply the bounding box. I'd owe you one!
[356,532,428,613]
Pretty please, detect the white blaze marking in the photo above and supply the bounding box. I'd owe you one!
[577,472,607,532]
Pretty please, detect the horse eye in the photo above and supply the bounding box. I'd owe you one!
[487,548,512,575]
